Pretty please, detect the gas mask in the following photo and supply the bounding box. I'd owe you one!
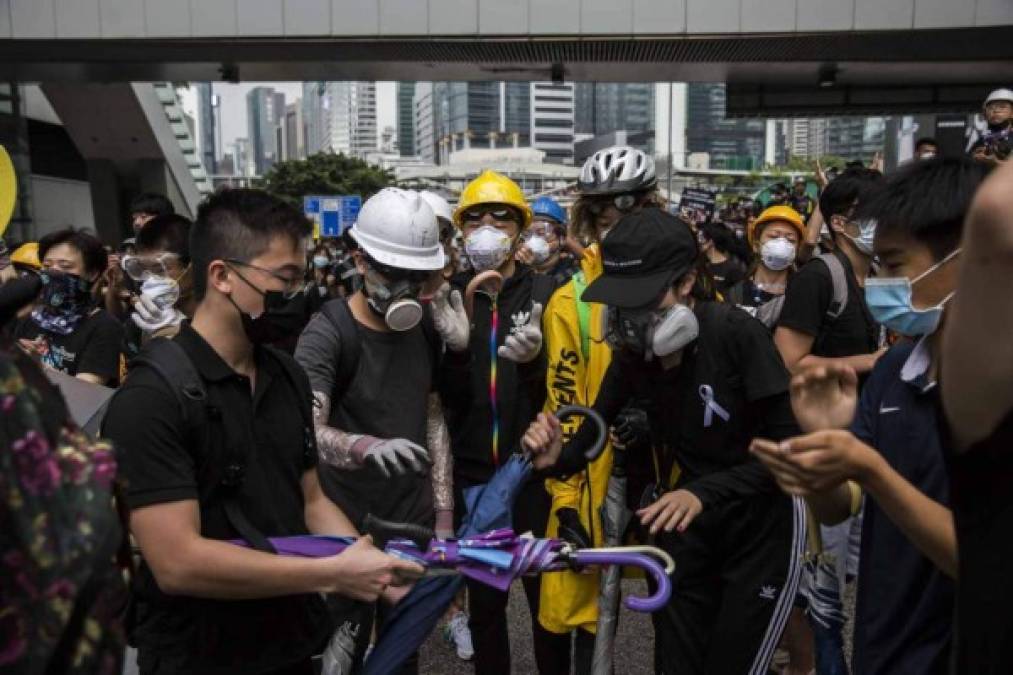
[604,302,699,362]
[362,262,431,332]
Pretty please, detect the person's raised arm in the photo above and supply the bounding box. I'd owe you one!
[943,158,1013,451]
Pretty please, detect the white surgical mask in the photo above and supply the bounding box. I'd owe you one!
[845,218,877,256]
[465,225,514,272]
[760,237,796,271]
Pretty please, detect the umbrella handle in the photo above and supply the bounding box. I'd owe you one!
[464,270,504,319]
[555,405,608,462]
[572,550,673,613]
[362,513,435,550]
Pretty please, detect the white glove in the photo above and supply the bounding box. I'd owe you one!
[431,282,470,352]
[497,302,543,363]
[350,435,431,478]
[131,293,184,335]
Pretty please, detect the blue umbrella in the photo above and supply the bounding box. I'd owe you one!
[364,406,608,674]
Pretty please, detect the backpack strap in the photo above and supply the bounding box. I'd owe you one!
[816,252,849,321]
[128,337,275,553]
[571,271,592,362]
[320,299,363,403]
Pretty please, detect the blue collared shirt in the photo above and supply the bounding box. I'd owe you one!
[849,337,954,675]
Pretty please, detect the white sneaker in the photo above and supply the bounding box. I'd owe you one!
[442,611,474,661]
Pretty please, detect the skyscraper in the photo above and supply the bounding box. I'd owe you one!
[277,102,305,161]
[574,83,655,153]
[414,82,436,163]
[316,82,378,158]
[246,86,285,174]
[685,83,765,170]
[302,81,327,156]
[530,82,575,165]
[397,82,416,157]
[827,117,886,162]
[195,82,218,174]
[784,118,830,160]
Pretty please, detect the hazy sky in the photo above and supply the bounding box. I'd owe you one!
[180,81,396,152]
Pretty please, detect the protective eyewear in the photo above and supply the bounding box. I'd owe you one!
[461,206,520,225]
[225,259,309,300]
[367,257,434,285]
[121,253,181,281]
[585,194,637,216]
[525,221,560,239]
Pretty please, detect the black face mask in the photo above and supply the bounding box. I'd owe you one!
[229,287,310,344]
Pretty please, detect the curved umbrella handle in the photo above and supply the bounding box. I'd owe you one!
[571,549,672,613]
[464,270,504,319]
[555,405,608,462]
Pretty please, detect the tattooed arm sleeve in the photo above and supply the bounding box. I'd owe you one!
[311,391,364,471]
[427,392,454,514]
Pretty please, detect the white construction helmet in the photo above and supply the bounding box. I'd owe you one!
[350,188,445,271]
[418,190,454,223]
[984,88,1013,107]
[578,145,656,196]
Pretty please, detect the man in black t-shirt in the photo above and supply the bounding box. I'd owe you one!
[102,190,422,675]
[775,167,885,372]
[15,228,123,385]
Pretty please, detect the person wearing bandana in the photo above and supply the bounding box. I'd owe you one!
[14,228,124,385]
[522,208,806,675]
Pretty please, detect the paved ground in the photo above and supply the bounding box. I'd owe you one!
[418,579,654,674]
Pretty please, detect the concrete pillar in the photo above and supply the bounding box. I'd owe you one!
[85,159,124,244]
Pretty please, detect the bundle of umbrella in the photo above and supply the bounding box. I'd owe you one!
[230,405,673,674]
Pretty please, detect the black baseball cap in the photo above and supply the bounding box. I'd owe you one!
[581,208,699,309]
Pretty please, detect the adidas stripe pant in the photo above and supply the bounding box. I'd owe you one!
[650,493,806,675]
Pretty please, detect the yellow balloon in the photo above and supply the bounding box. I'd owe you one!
[0,145,16,238]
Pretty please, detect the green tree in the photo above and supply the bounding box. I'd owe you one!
[258,152,394,207]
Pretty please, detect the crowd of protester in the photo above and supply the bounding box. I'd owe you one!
[1,87,1012,675]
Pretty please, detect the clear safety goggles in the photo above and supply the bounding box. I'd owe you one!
[121,253,182,281]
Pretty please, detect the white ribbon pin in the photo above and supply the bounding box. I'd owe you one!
[699,385,730,428]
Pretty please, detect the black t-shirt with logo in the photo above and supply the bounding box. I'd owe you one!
[101,325,330,674]
[708,258,747,296]
[776,249,878,358]
[15,308,123,384]
[552,302,798,509]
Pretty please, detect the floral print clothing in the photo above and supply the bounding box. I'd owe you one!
[0,345,127,674]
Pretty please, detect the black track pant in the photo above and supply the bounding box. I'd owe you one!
[651,493,805,675]
[538,627,596,675]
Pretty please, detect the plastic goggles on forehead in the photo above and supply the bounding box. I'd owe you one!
[121,253,181,281]
[461,206,520,224]
[586,193,637,215]
[367,257,434,285]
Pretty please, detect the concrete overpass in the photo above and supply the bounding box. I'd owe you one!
[0,0,1010,115]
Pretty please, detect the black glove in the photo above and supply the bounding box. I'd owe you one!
[612,407,650,451]
[556,507,592,549]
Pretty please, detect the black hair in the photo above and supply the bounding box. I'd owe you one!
[915,137,938,151]
[856,155,989,261]
[135,214,192,263]
[818,166,885,238]
[190,188,312,301]
[699,222,737,255]
[129,192,175,218]
[38,228,108,279]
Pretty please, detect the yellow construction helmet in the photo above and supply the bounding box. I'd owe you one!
[0,145,16,238]
[749,205,806,248]
[454,170,532,228]
[11,242,40,270]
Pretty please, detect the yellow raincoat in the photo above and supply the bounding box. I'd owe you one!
[538,245,614,635]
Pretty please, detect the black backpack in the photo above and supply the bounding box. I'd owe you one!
[123,338,316,553]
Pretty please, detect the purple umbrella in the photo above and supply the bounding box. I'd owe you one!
[230,405,672,673]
